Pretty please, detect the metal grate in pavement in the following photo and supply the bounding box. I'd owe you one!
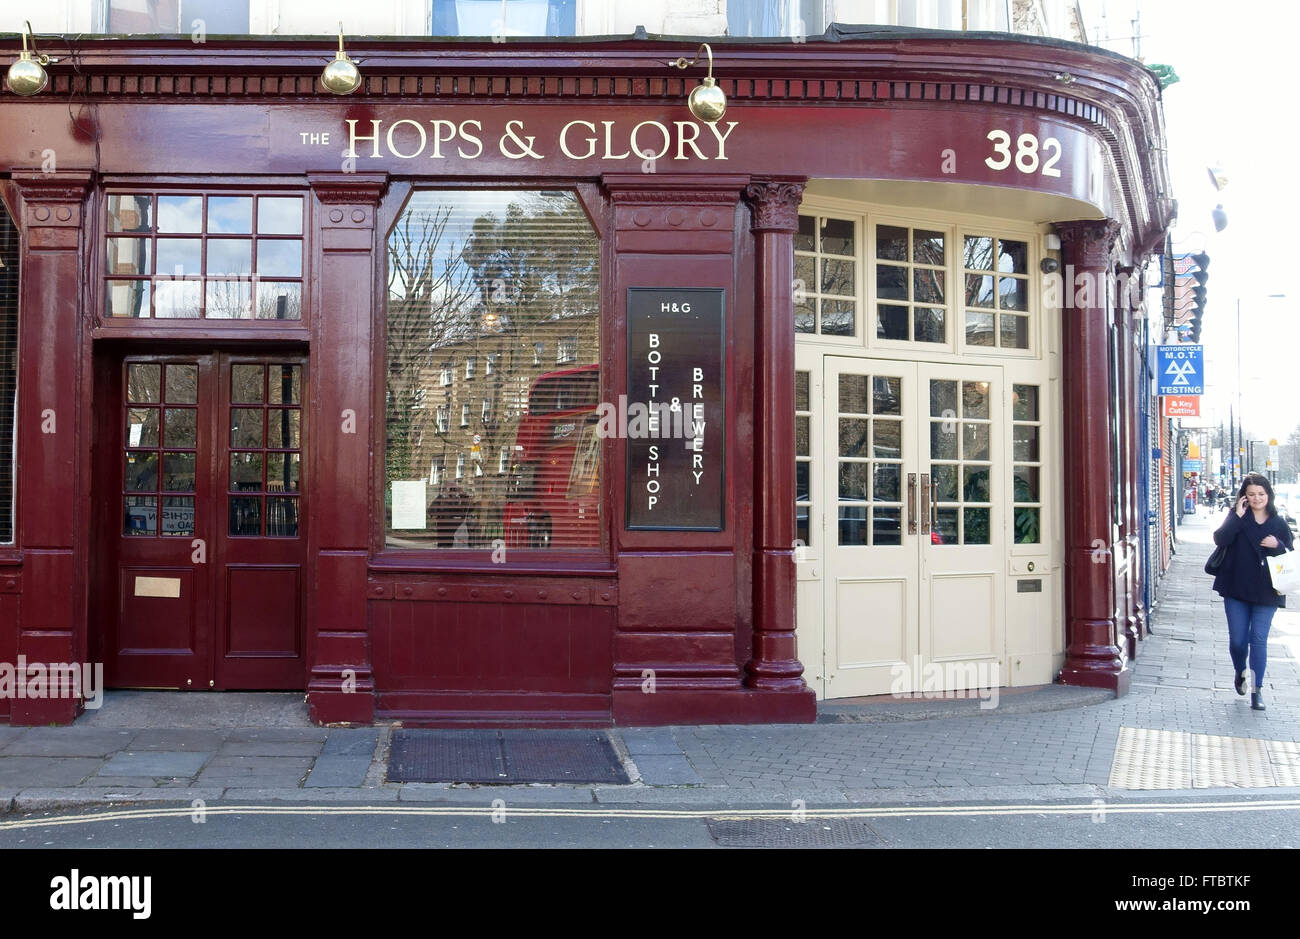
[706,817,881,848]
[1109,726,1300,789]
[387,729,629,784]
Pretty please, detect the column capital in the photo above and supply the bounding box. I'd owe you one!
[12,170,93,242]
[744,178,806,234]
[1055,218,1121,269]
[307,172,388,205]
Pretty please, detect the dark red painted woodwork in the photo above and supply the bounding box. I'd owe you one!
[0,36,1171,724]
[1057,219,1130,694]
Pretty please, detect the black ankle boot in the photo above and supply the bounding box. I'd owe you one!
[1251,688,1267,711]
[1235,671,1247,695]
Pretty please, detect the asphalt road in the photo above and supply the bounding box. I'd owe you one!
[1,793,1297,849]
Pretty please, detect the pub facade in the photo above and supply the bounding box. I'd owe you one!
[0,3,1172,726]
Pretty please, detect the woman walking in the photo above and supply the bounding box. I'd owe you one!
[1212,473,1294,710]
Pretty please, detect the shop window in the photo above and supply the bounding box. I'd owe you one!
[795,213,857,337]
[963,234,1031,350]
[1012,384,1042,544]
[728,0,824,38]
[104,192,304,321]
[105,0,251,34]
[0,201,17,544]
[795,370,812,548]
[874,223,946,344]
[386,189,600,551]
[433,0,576,36]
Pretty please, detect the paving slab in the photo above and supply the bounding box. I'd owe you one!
[195,756,313,788]
[218,740,324,757]
[304,756,372,788]
[0,758,102,788]
[126,730,227,752]
[98,751,211,778]
[322,729,380,757]
[631,754,703,785]
[13,788,225,810]
[210,788,402,803]
[617,728,683,756]
[0,729,134,757]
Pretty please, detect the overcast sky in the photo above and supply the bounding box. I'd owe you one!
[1093,0,1299,453]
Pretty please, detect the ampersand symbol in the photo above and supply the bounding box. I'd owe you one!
[499,121,543,159]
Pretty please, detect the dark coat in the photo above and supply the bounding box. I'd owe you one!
[1212,509,1294,607]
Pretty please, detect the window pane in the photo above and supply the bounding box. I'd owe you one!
[963,466,990,502]
[965,310,995,346]
[795,301,815,334]
[821,217,854,256]
[230,452,263,491]
[165,365,197,403]
[839,463,867,500]
[163,407,197,447]
[1013,384,1039,422]
[795,214,816,252]
[232,365,264,403]
[838,374,869,414]
[964,235,994,271]
[929,380,957,417]
[914,307,945,343]
[127,364,161,403]
[964,507,991,544]
[965,273,994,308]
[162,452,195,491]
[162,497,195,536]
[873,507,902,545]
[876,263,907,301]
[872,377,900,415]
[267,409,301,449]
[821,258,854,296]
[795,371,809,412]
[386,190,599,550]
[106,238,150,276]
[125,451,158,491]
[962,423,990,461]
[998,276,1028,312]
[1014,425,1040,462]
[207,239,253,276]
[107,280,151,318]
[208,197,253,234]
[876,225,907,261]
[127,408,159,448]
[932,464,958,502]
[1014,507,1041,544]
[256,240,303,277]
[820,300,855,336]
[838,418,868,458]
[914,268,943,304]
[876,304,908,340]
[258,197,304,235]
[267,497,300,537]
[930,422,957,460]
[206,279,253,319]
[157,235,203,274]
[229,496,261,536]
[1014,465,1040,502]
[839,505,867,545]
[269,366,302,405]
[1000,313,1029,348]
[998,239,1028,274]
[154,279,201,318]
[256,282,302,320]
[913,230,945,266]
[873,464,901,501]
[157,196,202,234]
[230,409,263,448]
[873,419,901,459]
[795,416,810,456]
[266,453,301,492]
[124,496,156,535]
[933,506,959,545]
[107,194,152,232]
[961,381,990,419]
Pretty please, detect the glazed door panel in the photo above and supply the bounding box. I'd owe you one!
[821,356,920,697]
[104,353,306,690]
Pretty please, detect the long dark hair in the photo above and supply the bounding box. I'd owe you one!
[1237,473,1277,516]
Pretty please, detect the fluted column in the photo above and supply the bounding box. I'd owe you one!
[743,179,807,690]
[1057,219,1130,694]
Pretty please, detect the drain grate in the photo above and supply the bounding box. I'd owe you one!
[706,817,881,848]
[387,729,629,784]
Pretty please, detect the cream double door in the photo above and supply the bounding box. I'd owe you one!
[817,356,1005,698]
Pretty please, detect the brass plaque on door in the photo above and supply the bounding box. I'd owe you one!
[135,576,182,598]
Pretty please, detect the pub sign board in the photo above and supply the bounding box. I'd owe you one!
[625,288,725,531]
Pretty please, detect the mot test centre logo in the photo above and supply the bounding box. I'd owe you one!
[49,869,152,919]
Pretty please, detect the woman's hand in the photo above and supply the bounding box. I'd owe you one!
[1236,496,1248,517]
[1262,535,1280,549]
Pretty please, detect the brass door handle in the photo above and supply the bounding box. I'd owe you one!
[907,473,918,534]
[920,473,931,535]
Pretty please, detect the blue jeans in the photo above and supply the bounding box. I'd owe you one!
[1223,597,1277,688]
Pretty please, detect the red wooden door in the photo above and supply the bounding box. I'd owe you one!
[104,352,307,690]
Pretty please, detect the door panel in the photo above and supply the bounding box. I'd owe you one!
[820,357,1004,699]
[822,356,919,696]
[917,363,1004,690]
[103,352,307,690]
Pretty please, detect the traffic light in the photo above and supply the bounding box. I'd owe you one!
[1172,252,1209,343]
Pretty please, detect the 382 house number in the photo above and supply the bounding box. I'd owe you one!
[984,130,1062,178]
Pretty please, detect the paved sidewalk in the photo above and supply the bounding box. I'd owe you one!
[2,508,1298,810]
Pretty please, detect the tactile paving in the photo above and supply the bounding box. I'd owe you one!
[1110,726,1300,789]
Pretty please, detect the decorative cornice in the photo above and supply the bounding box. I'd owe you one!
[307,172,388,204]
[11,169,93,204]
[1055,219,1122,270]
[745,179,806,234]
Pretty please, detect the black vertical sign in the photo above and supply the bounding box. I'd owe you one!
[625,288,725,531]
